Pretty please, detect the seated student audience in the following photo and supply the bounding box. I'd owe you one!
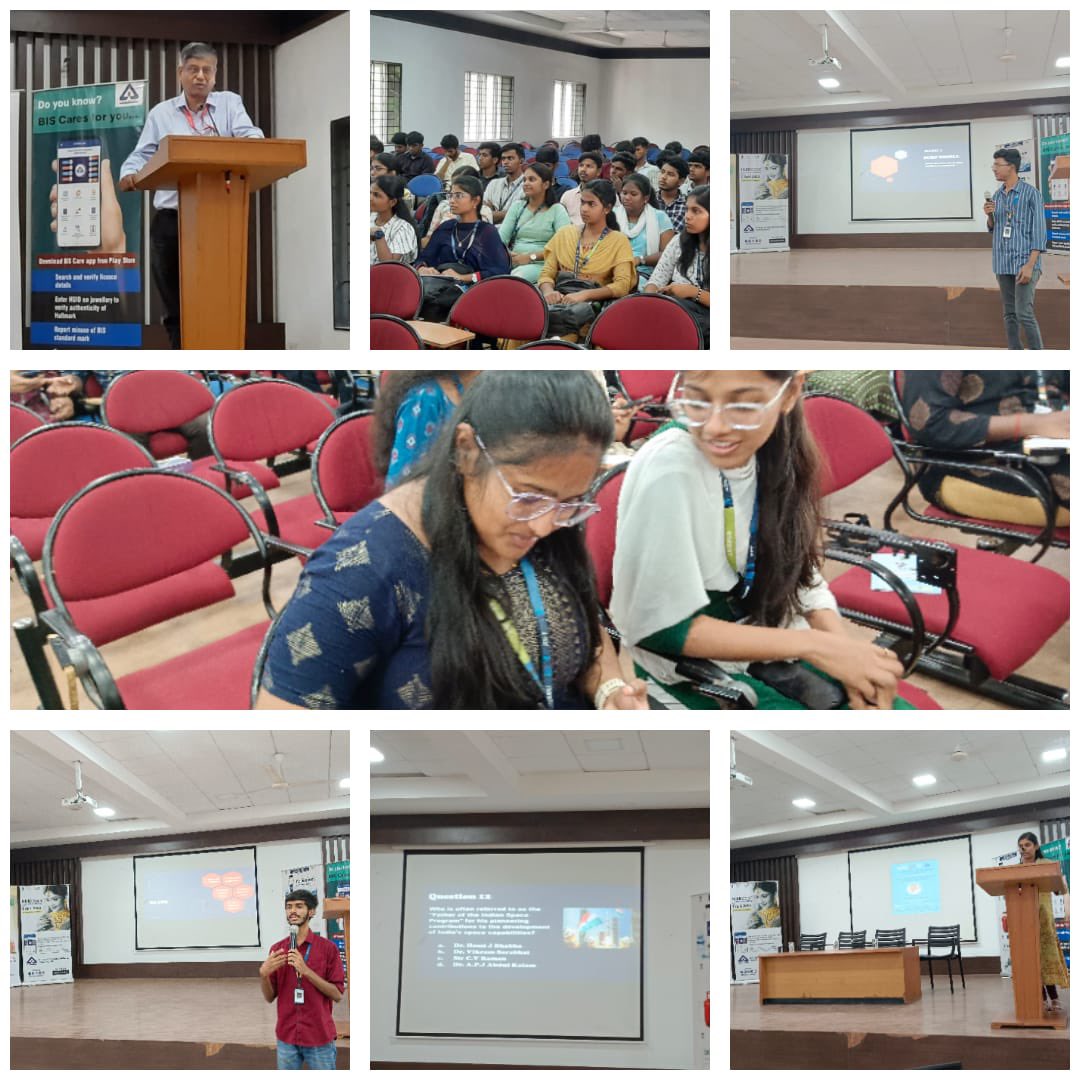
[371,136,384,161]
[475,141,504,193]
[420,166,494,249]
[656,156,690,230]
[539,179,636,338]
[499,163,572,283]
[688,150,709,186]
[414,175,510,319]
[580,133,604,155]
[434,134,479,184]
[645,185,709,344]
[398,131,435,179]
[370,176,419,265]
[610,370,912,711]
[388,132,408,163]
[614,173,674,287]
[376,371,480,487]
[608,152,637,195]
[533,146,574,201]
[371,153,416,211]
[560,151,603,226]
[257,371,649,711]
[485,144,528,224]
[631,137,661,186]
[898,370,1070,526]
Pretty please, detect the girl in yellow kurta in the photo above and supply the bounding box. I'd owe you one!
[1018,832,1069,1011]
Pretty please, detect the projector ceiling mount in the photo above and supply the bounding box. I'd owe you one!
[60,760,99,811]
[808,24,842,72]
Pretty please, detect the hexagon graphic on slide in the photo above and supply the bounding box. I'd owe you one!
[201,872,222,889]
[870,155,900,183]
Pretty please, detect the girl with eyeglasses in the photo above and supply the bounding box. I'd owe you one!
[609,370,913,710]
[258,371,648,710]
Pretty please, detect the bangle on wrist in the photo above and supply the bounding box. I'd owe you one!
[594,678,627,710]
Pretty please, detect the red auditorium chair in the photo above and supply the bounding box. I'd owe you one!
[372,261,423,319]
[448,275,548,345]
[371,314,425,349]
[11,402,45,445]
[805,395,1069,710]
[100,370,279,500]
[208,378,338,553]
[518,339,587,349]
[885,370,1067,562]
[26,469,306,709]
[311,412,384,530]
[585,293,703,350]
[584,462,942,710]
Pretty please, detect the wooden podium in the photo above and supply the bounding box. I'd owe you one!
[324,896,350,1039]
[976,862,1067,1030]
[134,135,306,349]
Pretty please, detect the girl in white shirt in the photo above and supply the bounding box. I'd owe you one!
[370,175,418,264]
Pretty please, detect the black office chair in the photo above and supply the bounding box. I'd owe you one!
[799,932,827,951]
[838,931,867,949]
[874,928,908,948]
[912,924,965,992]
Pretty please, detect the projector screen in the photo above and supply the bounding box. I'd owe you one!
[397,848,644,1040]
[850,123,972,220]
[134,846,261,950]
[848,835,976,942]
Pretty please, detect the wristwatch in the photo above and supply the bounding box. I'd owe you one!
[529,253,538,262]
[372,229,385,241]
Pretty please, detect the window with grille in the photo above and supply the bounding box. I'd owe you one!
[552,81,586,139]
[370,61,401,143]
[463,72,513,143]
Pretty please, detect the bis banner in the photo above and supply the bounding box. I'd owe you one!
[30,80,147,347]
[19,884,74,986]
[737,154,790,253]
[1038,132,1070,253]
[730,880,782,984]
[10,887,21,987]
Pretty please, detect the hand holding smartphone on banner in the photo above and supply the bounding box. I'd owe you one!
[49,140,127,253]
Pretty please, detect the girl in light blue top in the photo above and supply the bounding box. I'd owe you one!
[614,173,674,289]
[498,164,572,284]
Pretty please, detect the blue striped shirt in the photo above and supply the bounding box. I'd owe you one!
[990,179,1046,275]
[120,91,264,211]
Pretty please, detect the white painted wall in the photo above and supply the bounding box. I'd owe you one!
[372,839,708,1068]
[371,16,708,149]
[81,838,324,964]
[797,820,1041,957]
[797,115,1035,234]
[274,13,350,349]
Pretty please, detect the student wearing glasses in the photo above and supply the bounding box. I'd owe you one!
[609,370,912,710]
[257,371,648,711]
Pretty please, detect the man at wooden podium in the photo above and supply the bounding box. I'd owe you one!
[119,42,264,348]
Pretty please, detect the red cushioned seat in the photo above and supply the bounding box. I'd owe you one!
[897,681,942,710]
[251,495,337,553]
[448,275,548,342]
[584,463,627,610]
[312,412,383,525]
[371,314,424,349]
[828,544,1069,682]
[116,620,270,709]
[11,402,46,445]
[586,293,702,350]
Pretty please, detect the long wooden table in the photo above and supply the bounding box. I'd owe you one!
[759,946,922,1005]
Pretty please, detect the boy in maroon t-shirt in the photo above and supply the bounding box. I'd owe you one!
[260,890,345,1070]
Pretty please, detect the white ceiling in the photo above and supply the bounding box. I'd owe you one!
[732,10,1070,118]
[11,730,350,849]
[731,729,1069,848]
[371,730,709,814]
[460,10,710,50]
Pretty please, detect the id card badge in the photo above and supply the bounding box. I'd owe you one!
[294,988,305,1005]
[1002,225,1012,239]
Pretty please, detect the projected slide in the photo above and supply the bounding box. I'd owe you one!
[397,848,643,1039]
[134,847,260,949]
[851,123,972,220]
[849,836,975,942]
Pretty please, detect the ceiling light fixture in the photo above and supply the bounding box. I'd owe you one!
[913,774,937,787]
[792,797,816,809]
[339,777,351,789]
[370,747,384,764]
[93,807,116,818]
[1055,57,1070,68]
[1041,748,1068,763]
[818,77,840,89]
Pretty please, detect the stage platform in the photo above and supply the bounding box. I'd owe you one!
[731,975,1068,1070]
[732,249,1070,348]
[11,978,351,1070]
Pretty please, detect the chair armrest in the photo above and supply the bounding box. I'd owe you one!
[892,439,1034,469]
[260,535,315,620]
[211,461,280,531]
[40,608,124,709]
[264,535,314,560]
[10,536,48,618]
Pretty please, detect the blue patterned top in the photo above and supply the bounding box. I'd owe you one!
[386,378,462,487]
[261,501,591,709]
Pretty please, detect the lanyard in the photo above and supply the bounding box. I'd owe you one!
[488,559,554,709]
[294,940,314,985]
[721,473,758,601]
[1001,187,1020,222]
[499,175,525,209]
[508,205,539,248]
[450,221,481,261]
[574,227,609,276]
[181,104,217,136]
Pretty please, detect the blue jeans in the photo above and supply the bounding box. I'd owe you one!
[995,267,1043,349]
[276,1039,337,1070]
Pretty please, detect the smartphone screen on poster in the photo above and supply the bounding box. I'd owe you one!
[56,138,101,248]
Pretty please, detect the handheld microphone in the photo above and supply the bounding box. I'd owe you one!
[289,925,298,953]
[984,190,992,200]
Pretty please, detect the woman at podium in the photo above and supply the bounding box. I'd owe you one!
[1017,831,1069,1012]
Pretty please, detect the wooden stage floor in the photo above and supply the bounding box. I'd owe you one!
[731,975,1068,1070]
[11,978,350,1070]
